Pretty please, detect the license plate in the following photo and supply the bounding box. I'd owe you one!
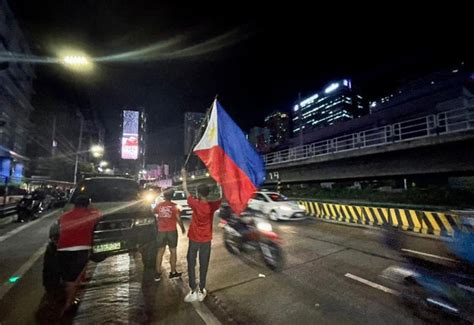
[93,242,121,253]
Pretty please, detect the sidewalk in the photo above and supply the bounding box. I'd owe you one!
[73,234,220,324]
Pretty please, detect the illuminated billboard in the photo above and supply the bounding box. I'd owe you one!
[121,110,140,160]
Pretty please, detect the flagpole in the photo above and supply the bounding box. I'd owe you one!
[183,96,217,168]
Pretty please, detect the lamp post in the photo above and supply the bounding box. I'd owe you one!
[73,113,84,184]
[61,51,92,183]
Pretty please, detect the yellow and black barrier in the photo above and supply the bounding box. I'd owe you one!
[298,200,461,238]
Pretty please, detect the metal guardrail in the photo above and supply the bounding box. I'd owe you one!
[0,203,17,219]
[264,107,474,166]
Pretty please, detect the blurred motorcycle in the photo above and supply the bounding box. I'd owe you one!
[17,193,45,222]
[380,215,474,323]
[220,206,284,271]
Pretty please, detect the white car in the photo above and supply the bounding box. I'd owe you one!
[153,190,193,218]
[248,191,307,221]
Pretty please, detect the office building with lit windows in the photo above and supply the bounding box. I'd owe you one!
[248,126,271,152]
[292,79,367,135]
[264,111,290,146]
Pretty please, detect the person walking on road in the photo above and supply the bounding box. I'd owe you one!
[56,195,101,315]
[181,168,222,303]
[154,188,186,282]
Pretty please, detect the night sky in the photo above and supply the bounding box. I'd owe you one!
[8,1,472,165]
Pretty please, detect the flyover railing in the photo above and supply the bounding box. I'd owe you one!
[264,107,474,166]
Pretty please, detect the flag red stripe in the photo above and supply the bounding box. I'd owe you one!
[195,146,257,214]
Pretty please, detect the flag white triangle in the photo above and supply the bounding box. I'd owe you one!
[194,100,218,151]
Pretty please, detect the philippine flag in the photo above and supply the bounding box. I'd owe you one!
[194,100,266,214]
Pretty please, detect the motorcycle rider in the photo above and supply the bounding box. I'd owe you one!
[220,203,254,247]
[446,215,474,269]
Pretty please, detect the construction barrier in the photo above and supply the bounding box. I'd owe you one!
[298,200,461,238]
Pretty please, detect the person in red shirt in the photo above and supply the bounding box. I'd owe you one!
[153,189,185,282]
[181,168,221,303]
[56,195,101,315]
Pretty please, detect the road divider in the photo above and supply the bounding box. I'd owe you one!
[298,200,460,238]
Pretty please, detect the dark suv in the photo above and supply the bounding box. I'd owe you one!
[68,176,157,267]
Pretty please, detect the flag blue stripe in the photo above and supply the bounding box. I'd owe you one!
[216,101,266,188]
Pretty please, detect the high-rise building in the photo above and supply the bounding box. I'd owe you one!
[184,112,206,154]
[0,0,35,158]
[264,111,290,146]
[248,126,271,152]
[292,79,367,135]
[369,67,471,114]
[0,0,35,183]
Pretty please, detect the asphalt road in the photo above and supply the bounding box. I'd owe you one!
[0,211,460,324]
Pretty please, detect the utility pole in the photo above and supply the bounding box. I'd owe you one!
[73,113,84,184]
[51,115,57,156]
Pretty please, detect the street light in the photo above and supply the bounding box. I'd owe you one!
[62,55,89,65]
[60,53,93,72]
[99,161,108,167]
[90,145,104,158]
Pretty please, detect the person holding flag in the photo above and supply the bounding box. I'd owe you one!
[182,99,265,303]
[181,169,221,302]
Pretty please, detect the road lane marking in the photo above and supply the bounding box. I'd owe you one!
[0,210,58,243]
[400,248,456,262]
[344,273,399,295]
[172,279,222,325]
[0,243,47,301]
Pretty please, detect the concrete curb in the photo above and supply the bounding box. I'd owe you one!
[298,200,460,238]
[314,217,452,242]
[0,215,16,227]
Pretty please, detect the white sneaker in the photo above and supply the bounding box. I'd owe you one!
[184,290,198,303]
[197,288,207,302]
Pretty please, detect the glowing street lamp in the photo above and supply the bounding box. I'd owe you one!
[62,55,89,65]
[60,52,93,72]
[90,145,104,158]
[99,161,108,167]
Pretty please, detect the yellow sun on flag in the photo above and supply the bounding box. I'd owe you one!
[208,125,217,141]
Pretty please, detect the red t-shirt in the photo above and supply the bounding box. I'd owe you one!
[187,196,221,242]
[57,207,102,250]
[154,201,179,232]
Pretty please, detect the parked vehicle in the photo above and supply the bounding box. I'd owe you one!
[66,177,157,267]
[16,193,45,222]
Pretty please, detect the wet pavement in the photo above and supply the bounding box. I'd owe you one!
[0,212,461,324]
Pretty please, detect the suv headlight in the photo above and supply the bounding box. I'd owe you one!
[134,218,155,226]
[298,204,306,210]
[143,192,155,203]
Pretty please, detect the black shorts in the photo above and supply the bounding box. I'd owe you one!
[58,250,89,282]
[157,231,178,248]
